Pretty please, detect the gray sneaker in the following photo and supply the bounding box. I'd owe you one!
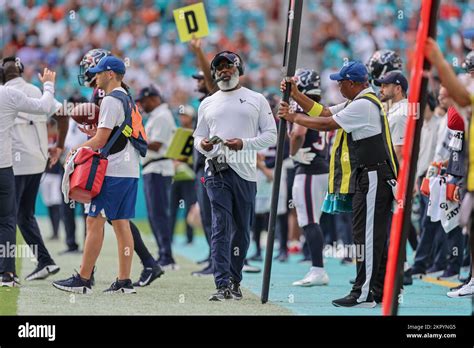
[209,287,232,301]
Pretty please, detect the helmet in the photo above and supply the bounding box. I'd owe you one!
[78,48,111,87]
[462,51,474,72]
[210,51,244,79]
[366,49,403,80]
[295,68,321,96]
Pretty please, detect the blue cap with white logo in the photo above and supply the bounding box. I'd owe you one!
[89,56,126,75]
[329,61,368,83]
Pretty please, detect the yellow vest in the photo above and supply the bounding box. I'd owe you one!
[328,92,398,194]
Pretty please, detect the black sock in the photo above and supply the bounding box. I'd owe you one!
[252,214,267,256]
[48,205,60,237]
[302,223,324,268]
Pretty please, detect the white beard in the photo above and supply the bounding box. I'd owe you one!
[217,71,240,91]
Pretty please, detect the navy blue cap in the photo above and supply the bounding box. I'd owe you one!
[329,61,368,82]
[89,56,126,75]
[212,52,239,67]
[192,71,205,79]
[136,85,161,101]
[374,71,408,92]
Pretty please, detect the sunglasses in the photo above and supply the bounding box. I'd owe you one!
[215,62,235,71]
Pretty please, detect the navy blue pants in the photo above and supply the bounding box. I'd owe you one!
[15,173,55,266]
[205,167,256,288]
[143,173,174,265]
[0,167,16,274]
[413,194,464,273]
[170,180,197,243]
[196,167,212,261]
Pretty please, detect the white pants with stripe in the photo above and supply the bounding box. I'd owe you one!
[292,173,328,228]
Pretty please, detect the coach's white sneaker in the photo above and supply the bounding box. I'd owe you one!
[292,267,329,286]
[25,264,60,281]
[447,279,474,298]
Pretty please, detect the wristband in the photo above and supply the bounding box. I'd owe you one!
[307,102,323,117]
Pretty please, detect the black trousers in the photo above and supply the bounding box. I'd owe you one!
[0,167,17,274]
[61,200,83,251]
[15,173,55,266]
[170,180,197,243]
[351,165,393,301]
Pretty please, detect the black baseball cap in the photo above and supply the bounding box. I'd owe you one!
[136,85,161,102]
[374,71,408,92]
[192,71,205,79]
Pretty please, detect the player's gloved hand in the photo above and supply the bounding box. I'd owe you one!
[290,147,316,165]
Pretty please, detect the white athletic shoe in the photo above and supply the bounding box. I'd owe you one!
[292,267,329,286]
[447,279,474,298]
[25,264,60,281]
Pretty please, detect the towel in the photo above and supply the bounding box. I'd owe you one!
[61,147,88,204]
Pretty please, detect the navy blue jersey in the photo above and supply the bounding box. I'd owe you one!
[260,118,289,169]
[293,103,329,175]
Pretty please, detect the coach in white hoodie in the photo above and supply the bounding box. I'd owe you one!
[6,58,65,282]
[0,63,57,287]
[193,51,277,301]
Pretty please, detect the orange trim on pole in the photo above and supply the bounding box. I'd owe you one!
[382,0,433,316]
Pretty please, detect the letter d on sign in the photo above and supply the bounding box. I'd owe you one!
[184,11,198,34]
[173,2,209,42]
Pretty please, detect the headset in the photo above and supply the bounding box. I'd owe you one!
[210,51,244,81]
[0,56,24,84]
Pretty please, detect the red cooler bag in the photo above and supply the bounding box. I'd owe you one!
[69,148,108,203]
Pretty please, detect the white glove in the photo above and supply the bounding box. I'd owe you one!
[290,147,316,165]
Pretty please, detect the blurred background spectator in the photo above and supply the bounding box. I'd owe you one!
[1,0,472,111]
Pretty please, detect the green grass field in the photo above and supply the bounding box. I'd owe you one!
[0,231,23,315]
[10,218,289,315]
[1,217,472,316]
